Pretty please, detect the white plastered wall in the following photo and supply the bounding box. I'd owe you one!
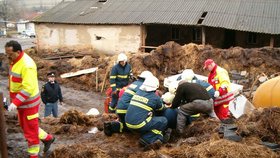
[35,23,141,54]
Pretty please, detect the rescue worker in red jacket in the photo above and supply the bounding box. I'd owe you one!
[5,40,55,158]
[204,59,232,120]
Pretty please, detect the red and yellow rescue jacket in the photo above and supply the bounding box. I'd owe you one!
[208,65,234,106]
[9,52,41,109]
[208,65,230,91]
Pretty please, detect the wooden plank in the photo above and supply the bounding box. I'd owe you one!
[140,46,158,49]
[270,36,274,48]
[101,69,109,93]
[96,69,98,91]
[202,26,206,46]
[43,53,93,60]
[60,67,98,78]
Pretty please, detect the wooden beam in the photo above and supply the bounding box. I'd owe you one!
[140,24,145,51]
[0,92,8,158]
[140,46,158,49]
[101,69,109,93]
[43,53,93,60]
[202,26,206,46]
[96,69,98,91]
[60,67,98,78]
[270,36,274,48]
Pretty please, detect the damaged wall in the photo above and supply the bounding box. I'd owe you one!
[35,24,141,54]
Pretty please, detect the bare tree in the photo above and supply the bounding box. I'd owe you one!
[0,0,21,28]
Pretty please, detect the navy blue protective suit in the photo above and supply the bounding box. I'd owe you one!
[109,63,131,112]
[125,90,167,144]
[110,78,145,133]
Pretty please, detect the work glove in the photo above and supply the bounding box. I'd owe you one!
[165,104,172,108]
[162,92,175,105]
[8,103,17,111]
[218,85,228,96]
[3,97,8,110]
[130,76,137,82]
[214,91,220,98]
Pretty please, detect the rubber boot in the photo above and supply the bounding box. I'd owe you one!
[103,122,113,136]
[163,128,172,143]
[143,139,163,151]
[43,137,55,152]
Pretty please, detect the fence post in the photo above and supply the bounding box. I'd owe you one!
[0,92,8,158]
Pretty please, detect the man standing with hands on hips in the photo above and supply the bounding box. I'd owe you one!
[5,40,55,158]
[41,72,63,118]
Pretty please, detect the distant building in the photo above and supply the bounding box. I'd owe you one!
[33,0,280,54]
[17,20,35,34]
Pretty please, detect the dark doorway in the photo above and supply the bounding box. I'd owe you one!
[223,30,235,48]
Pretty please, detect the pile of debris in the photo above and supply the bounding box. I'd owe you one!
[5,106,280,157]
[19,41,280,93]
[40,107,279,158]
[237,107,280,144]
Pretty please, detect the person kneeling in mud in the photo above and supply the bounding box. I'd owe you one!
[103,71,153,136]
[125,76,168,150]
[170,81,217,135]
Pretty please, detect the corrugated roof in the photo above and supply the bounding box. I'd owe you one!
[33,0,280,34]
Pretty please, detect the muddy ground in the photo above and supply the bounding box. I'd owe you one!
[1,41,280,157]
[4,108,280,158]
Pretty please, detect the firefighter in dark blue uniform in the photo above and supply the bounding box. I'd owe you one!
[125,76,167,149]
[103,71,153,136]
[109,53,132,113]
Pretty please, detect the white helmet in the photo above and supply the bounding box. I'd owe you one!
[181,69,195,82]
[162,92,175,104]
[117,53,127,62]
[138,70,153,79]
[140,76,159,92]
[168,81,179,94]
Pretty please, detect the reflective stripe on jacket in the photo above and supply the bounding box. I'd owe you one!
[109,63,132,91]
[116,79,144,114]
[125,90,164,129]
[208,65,231,91]
[192,79,215,99]
[9,52,41,108]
